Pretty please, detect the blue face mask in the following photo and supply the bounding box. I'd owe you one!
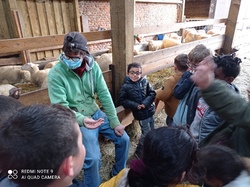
[60,53,83,69]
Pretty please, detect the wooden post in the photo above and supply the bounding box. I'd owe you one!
[12,10,30,64]
[223,0,241,53]
[73,0,81,32]
[110,0,134,106]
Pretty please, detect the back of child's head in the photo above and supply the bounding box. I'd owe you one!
[62,32,89,55]
[0,104,79,187]
[190,144,245,186]
[213,54,241,79]
[174,54,188,72]
[128,126,197,187]
[188,44,213,65]
[127,62,142,73]
[0,95,24,124]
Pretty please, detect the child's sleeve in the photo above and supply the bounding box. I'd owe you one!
[118,84,139,110]
[142,82,156,107]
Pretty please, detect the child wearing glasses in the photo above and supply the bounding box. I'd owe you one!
[119,62,156,159]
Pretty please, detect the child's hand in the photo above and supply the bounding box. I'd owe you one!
[138,104,145,110]
[141,104,145,108]
[138,105,142,110]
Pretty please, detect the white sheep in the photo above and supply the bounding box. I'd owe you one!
[0,84,21,99]
[0,66,31,84]
[21,63,51,87]
[161,37,182,48]
[95,53,113,71]
[148,40,163,51]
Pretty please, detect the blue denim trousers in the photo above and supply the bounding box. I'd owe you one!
[135,116,154,157]
[80,109,130,187]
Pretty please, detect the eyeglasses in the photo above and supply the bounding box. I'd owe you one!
[62,54,82,62]
[129,71,142,76]
[62,52,87,62]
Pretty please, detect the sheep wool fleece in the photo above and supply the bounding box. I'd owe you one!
[48,58,120,128]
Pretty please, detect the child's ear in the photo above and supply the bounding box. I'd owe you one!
[61,156,74,177]
[180,171,186,181]
[225,76,234,84]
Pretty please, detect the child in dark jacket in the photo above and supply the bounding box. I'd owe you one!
[119,62,156,158]
[173,44,213,126]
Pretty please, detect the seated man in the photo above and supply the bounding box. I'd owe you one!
[0,104,86,187]
[48,31,130,187]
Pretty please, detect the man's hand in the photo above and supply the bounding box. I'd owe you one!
[83,117,104,129]
[114,124,125,136]
[191,56,217,90]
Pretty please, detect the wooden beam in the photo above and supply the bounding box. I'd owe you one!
[73,0,81,32]
[223,0,246,54]
[134,18,227,35]
[110,0,134,105]
[134,35,225,75]
[0,31,112,55]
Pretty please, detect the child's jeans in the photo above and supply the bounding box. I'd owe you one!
[80,109,130,187]
[135,116,154,158]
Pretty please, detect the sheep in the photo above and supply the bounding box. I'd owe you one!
[0,84,21,99]
[0,66,31,84]
[148,40,163,51]
[161,37,182,48]
[44,60,58,69]
[95,53,113,71]
[21,63,51,87]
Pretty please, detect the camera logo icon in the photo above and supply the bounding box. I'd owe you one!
[8,169,18,179]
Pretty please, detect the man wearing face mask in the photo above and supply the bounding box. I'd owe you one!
[48,32,130,187]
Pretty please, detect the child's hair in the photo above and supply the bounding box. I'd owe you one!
[189,145,245,186]
[0,95,24,124]
[127,62,142,73]
[174,54,188,72]
[214,54,241,78]
[0,104,79,187]
[128,126,197,187]
[188,44,213,65]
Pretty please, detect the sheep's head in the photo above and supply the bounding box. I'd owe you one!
[21,63,39,74]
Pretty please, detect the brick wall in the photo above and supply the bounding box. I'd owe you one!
[79,0,178,51]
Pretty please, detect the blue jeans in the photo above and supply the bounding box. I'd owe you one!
[80,109,130,187]
[135,116,154,157]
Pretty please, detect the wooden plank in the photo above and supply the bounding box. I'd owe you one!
[0,57,21,66]
[134,35,225,75]
[0,30,112,54]
[36,0,52,58]
[81,15,90,32]
[223,0,241,53]
[12,10,30,64]
[26,0,41,60]
[68,1,76,31]
[61,0,70,33]
[5,0,18,38]
[116,106,134,127]
[134,18,227,35]
[73,0,81,32]
[0,0,10,39]
[53,0,63,34]
[19,88,50,106]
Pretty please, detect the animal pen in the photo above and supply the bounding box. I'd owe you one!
[0,0,250,125]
